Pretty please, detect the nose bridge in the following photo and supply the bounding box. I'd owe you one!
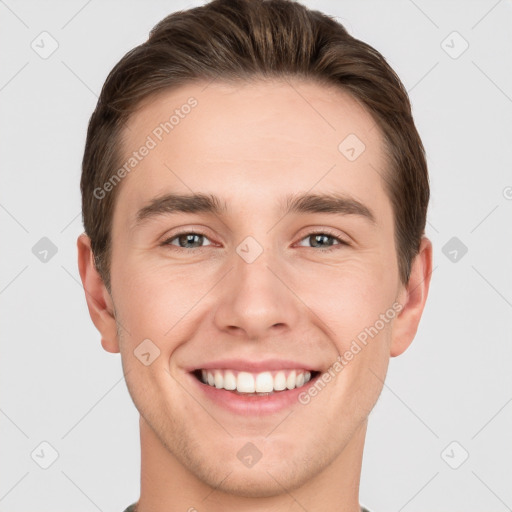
[212,234,300,339]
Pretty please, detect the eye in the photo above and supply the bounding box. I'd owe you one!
[161,231,213,250]
[160,229,349,252]
[296,231,349,252]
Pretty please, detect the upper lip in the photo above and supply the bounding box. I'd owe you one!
[187,358,319,373]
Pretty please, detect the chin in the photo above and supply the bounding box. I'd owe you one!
[175,437,327,500]
[196,460,308,499]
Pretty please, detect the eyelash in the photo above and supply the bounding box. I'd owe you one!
[160,229,349,253]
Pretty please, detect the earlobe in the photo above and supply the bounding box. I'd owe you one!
[77,233,120,354]
[390,236,433,357]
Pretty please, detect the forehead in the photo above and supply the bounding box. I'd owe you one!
[113,78,391,228]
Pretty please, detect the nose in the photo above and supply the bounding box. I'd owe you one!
[212,246,302,341]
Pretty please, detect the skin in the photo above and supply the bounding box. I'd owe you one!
[78,79,432,512]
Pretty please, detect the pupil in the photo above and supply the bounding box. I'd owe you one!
[312,234,331,247]
[180,234,202,248]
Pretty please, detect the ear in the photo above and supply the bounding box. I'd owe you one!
[77,233,120,353]
[390,236,433,357]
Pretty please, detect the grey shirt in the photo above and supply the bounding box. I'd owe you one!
[123,504,372,511]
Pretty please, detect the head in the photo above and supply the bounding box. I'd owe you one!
[78,0,432,499]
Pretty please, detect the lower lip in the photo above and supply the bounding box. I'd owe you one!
[188,372,320,415]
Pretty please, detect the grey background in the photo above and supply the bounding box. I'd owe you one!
[1,0,511,511]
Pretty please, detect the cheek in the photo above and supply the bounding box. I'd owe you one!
[327,318,392,423]
[112,258,187,347]
[291,254,398,335]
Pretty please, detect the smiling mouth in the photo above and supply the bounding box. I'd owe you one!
[192,368,320,396]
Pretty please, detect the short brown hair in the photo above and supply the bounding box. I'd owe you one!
[81,0,429,292]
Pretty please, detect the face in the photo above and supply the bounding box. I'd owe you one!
[80,79,430,497]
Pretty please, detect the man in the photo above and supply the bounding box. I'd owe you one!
[77,0,432,510]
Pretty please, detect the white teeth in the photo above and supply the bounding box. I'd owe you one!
[274,371,287,391]
[199,368,314,393]
[255,371,274,392]
[223,370,237,390]
[237,372,255,393]
[286,370,296,390]
[214,370,223,389]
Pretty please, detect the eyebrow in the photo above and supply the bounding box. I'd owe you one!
[133,191,376,227]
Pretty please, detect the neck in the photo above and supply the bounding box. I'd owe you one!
[135,416,366,512]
